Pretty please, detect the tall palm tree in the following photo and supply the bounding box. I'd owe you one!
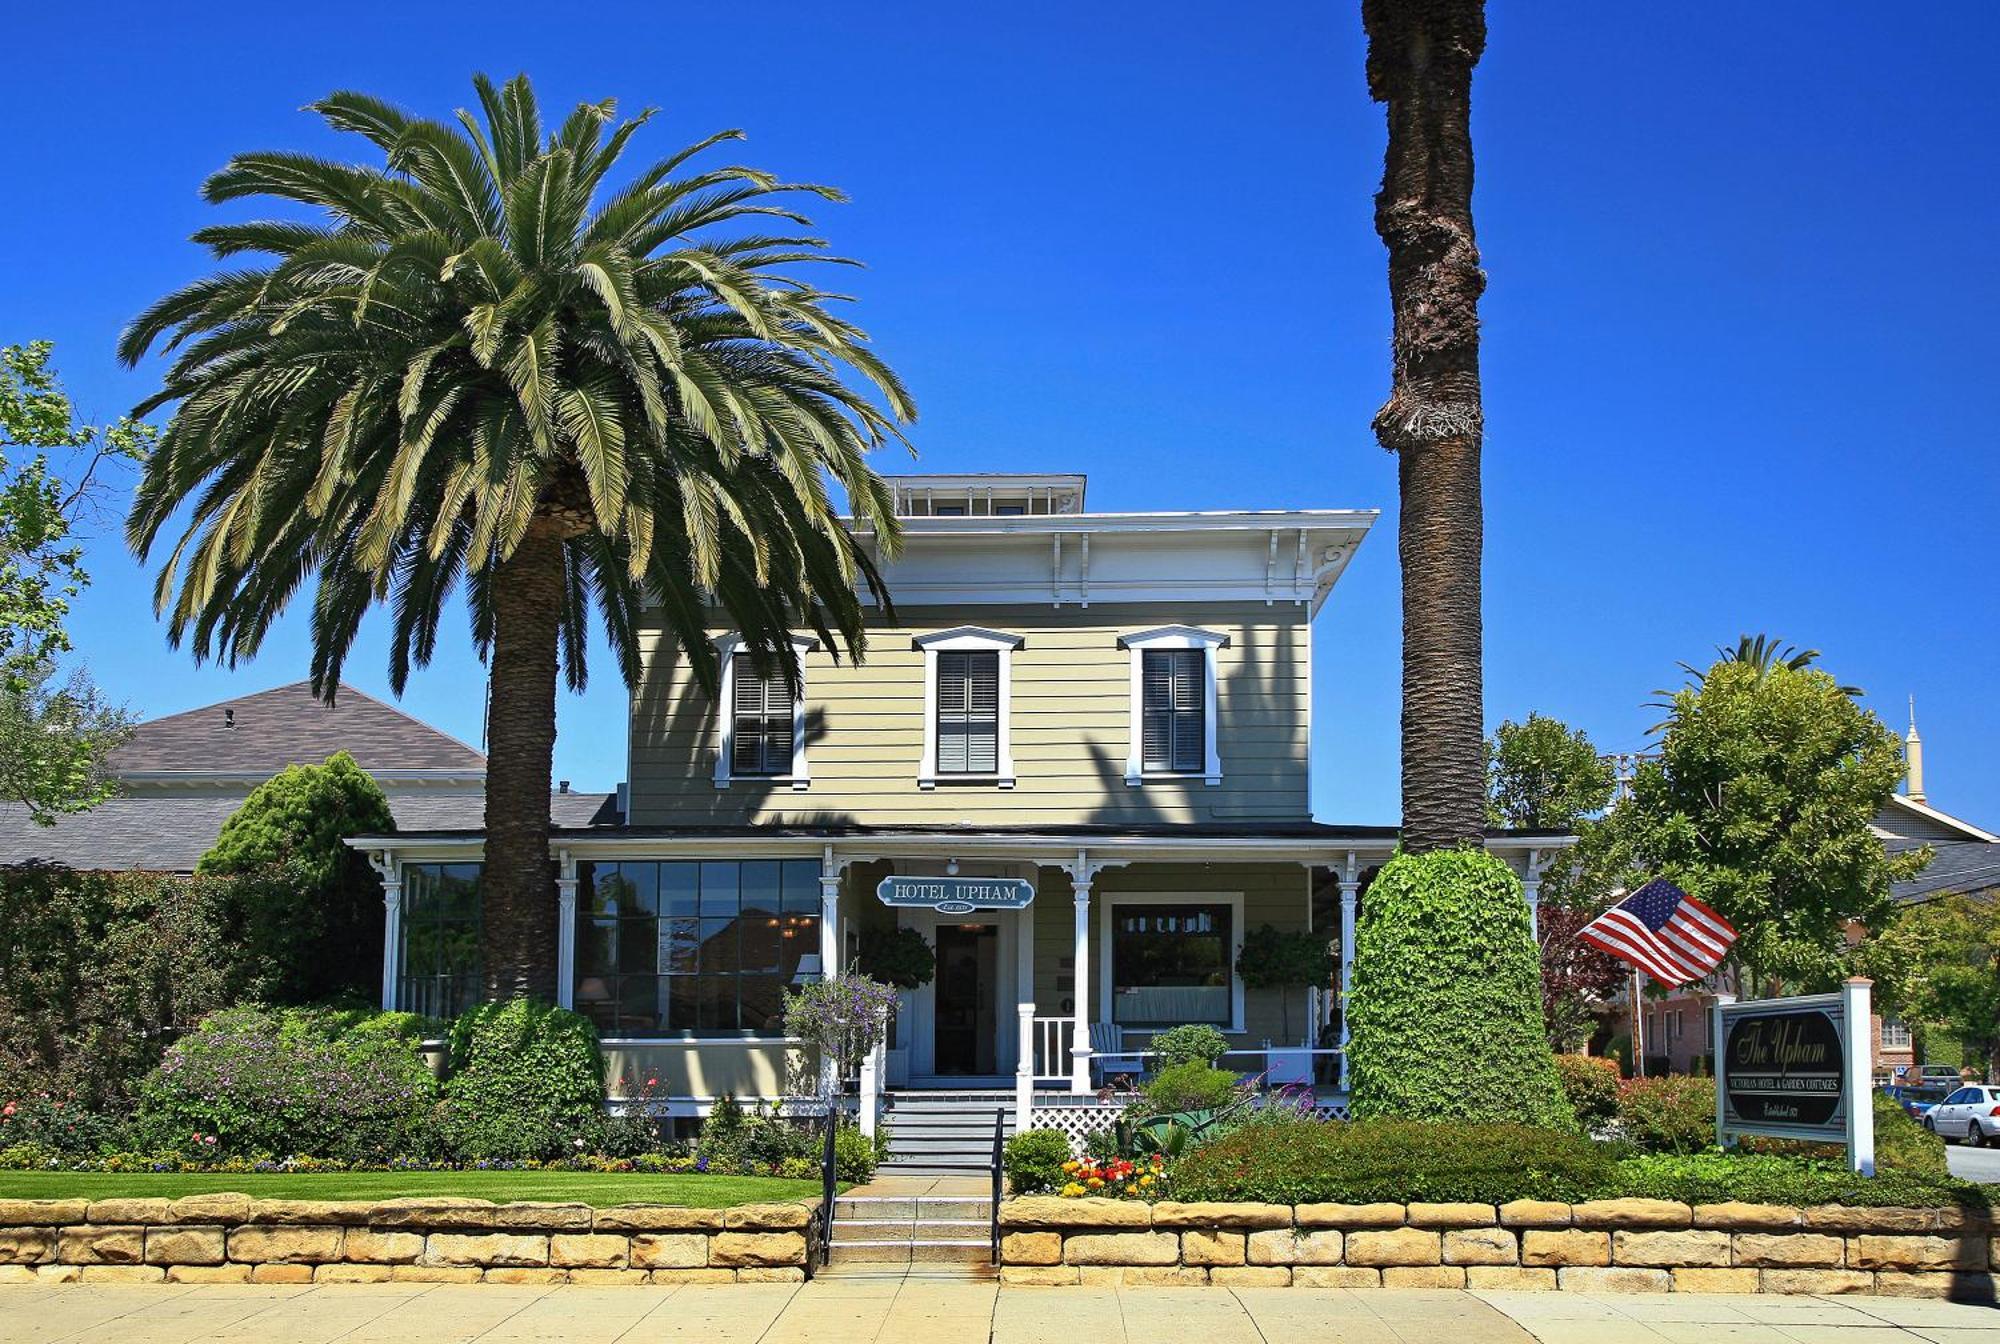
[1363,0,1490,853]
[121,75,913,1001]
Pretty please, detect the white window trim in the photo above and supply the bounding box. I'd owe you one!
[1098,889,1246,1033]
[712,633,818,791]
[914,626,1023,789]
[1118,625,1229,786]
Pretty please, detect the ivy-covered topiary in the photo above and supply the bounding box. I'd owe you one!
[1347,848,1572,1128]
[437,998,607,1160]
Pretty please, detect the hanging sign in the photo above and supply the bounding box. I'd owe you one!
[1715,980,1875,1173]
[875,875,1035,915]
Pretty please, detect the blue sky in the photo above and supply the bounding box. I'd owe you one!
[5,2,1995,826]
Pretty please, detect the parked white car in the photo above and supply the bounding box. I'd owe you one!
[1923,1085,2000,1144]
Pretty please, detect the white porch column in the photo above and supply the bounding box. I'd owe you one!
[1337,850,1360,1091]
[1523,847,1545,942]
[370,851,402,1012]
[1015,1002,1035,1129]
[555,850,578,1010]
[819,845,842,976]
[1069,853,1096,1094]
[858,1040,881,1138]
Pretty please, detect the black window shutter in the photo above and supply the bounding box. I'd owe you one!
[1142,649,1205,773]
[937,650,1000,774]
[730,654,793,776]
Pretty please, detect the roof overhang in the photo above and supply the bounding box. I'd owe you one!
[1882,793,1998,844]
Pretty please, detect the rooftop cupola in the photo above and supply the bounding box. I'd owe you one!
[885,473,1086,518]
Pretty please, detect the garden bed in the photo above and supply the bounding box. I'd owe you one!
[0,1171,821,1208]
[0,1190,823,1285]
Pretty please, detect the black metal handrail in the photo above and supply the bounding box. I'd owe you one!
[989,1106,1005,1264]
[816,1105,838,1273]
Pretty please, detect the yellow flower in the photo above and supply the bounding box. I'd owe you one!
[1060,1182,1086,1198]
[1138,1174,1154,1187]
[1086,1177,1104,1188]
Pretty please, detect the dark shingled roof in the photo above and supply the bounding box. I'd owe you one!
[1891,839,2000,904]
[0,791,620,873]
[108,681,487,776]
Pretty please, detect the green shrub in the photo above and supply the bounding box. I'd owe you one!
[1613,1151,1985,1209]
[133,1006,435,1161]
[833,1121,885,1184]
[1171,1118,1615,1204]
[1554,1055,1621,1127]
[1142,1061,1240,1114]
[437,999,606,1161]
[1347,849,1571,1128]
[1875,1089,1949,1178]
[1150,1024,1229,1071]
[1004,1128,1074,1195]
[1616,1075,1715,1154]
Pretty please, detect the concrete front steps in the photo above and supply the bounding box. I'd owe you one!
[822,1194,995,1277]
[880,1089,1014,1175]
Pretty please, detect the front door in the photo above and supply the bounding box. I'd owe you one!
[933,924,998,1075]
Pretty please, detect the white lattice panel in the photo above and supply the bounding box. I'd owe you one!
[1029,1095,1351,1154]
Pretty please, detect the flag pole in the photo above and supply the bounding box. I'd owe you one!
[1631,967,1645,1079]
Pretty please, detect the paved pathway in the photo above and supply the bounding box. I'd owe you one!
[1,1281,1997,1343]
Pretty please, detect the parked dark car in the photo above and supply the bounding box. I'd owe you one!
[1883,1084,1951,1121]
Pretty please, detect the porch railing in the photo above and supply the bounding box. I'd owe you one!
[1029,1017,1075,1081]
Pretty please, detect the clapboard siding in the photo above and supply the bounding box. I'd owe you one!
[628,602,1313,825]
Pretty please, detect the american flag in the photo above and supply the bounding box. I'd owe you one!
[1577,878,1737,988]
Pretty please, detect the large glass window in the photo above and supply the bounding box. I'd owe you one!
[1109,901,1233,1027]
[400,862,482,1020]
[574,859,821,1037]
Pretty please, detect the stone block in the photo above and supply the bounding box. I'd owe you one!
[33,1264,81,1283]
[145,1227,225,1266]
[56,1226,145,1265]
[247,1263,316,1284]
[593,1205,725,1232]
[1384,1266,1467,1288]
[1118,1266,1208,1287]
[483,1267,567,1284]
[0,1229,55,1265]
[492,1202,593,1231]
[1873,1270,1998,1300]
[1294,1202,1403,1229]
[1802,1205,1933,1233]
[1443,1227,1518,1266]
[1002,1197,1147,1229]
[709,1231,807,1268]
[366,1198,498,1230]
[1000,1231,1061,1265]
[1293,1266,1382,1287]
[0,1200,85,1226]
[1570,1199,1692,1229]
[1344,1228,1440,1267]
[1852,1234,1987,1271]
[567,1268,651,1286]
[246,1199,369,1226]
[1692,1202,1801,1230]
[724,1202,814,1231]
[1556,1266,1672,1293]
[1149,1201,1290,1229]
[165,1265,251,1284]
[646,1267,737,1284]
[168,1194,250,1224]
[630,1233,709,1269]
[390,1265,483,1283]
[421,1233,549,1268]
[1496,1201,1571,1228]
[1406,1202,1495,1229]
[314,1263,393,1283]
[1465,1266,1556,1291]
[1521,1229,1610,1268]
[343,1229,425,1264]
[85,1198,174,1225]
[1732,1232,1844,1268]
[1759,1268,1873,1294]
[736,1267,807,1283]
[0,1267,34,1284]
[1611,1229,1731,1268]
[1210,1266,1291,1287]
[1001,1265,1080,1286]
[1182,1229,1246,1266]
[228,1226,342,1264]
[77,1265,165,1283]
[550,1234,630,1269]
[1673,1267,1761,1293]
[1063,1231,1179,1266]
[1247,1229,1342,1266]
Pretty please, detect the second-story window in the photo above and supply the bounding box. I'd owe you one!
[730,656,794,777]
[1141,650,1205,774]
[936,651,1000,774]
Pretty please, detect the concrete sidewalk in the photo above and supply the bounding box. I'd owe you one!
[1,1280,1997,1343]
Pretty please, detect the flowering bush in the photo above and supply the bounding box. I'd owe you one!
[1615,1074,1716,1154]
[0,1092,126,1156]
[781,975,899,1097]
[131,1006,436,1162]
[1554,1054,1622,1127]
[1057,1153,1167,1199]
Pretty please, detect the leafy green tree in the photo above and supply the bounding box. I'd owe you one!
[1857,895,2000,1079]
[0,342,149,822]
[199,751,395,1000]
[1234,924,1335,1043]
[1347,847,1572,1127]
[1486,712,1615,834]
[120,75,913,1001]
[1600,649,1924,994]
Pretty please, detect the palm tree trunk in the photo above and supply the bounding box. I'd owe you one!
[479,520,565,1002]
[1365,0,1490,854]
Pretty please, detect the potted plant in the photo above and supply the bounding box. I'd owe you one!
[1234,925,1335,1082]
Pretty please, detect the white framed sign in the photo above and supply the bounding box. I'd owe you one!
[1714,978,1875,1175]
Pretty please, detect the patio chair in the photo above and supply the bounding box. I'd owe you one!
[1089,1021,1148,1087]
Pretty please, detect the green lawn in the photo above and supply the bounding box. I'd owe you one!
[0,1170,821,1208]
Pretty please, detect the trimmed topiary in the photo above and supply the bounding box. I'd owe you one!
[1150,1023,1230,1070]
[437,998,607,1161]
[1347,847,1572,1127]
